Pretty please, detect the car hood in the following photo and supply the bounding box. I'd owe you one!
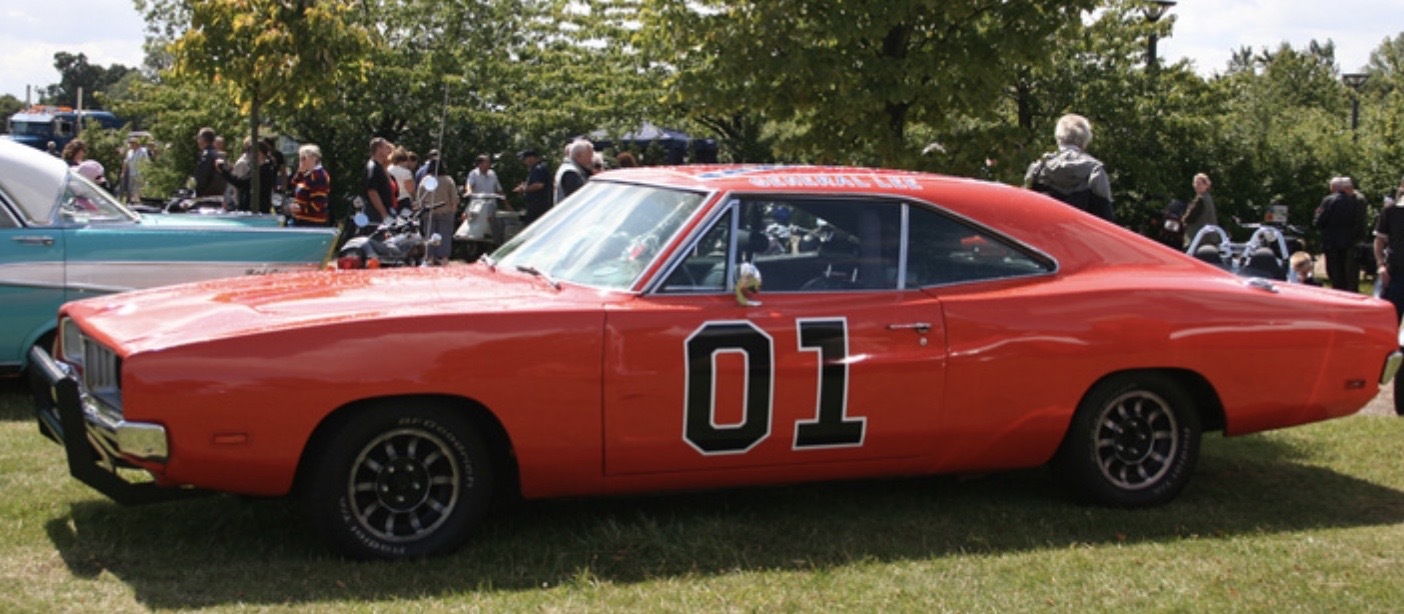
[64,265,584,355]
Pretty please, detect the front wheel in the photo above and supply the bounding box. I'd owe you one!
[305,402,494,559]
[1052,373,1201,507]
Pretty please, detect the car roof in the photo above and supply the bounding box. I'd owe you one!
[0,139,69,221]
[598,164,1186,275]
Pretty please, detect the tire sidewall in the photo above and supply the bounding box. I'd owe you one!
[308,404,493,559]
[1056,373,1201,507]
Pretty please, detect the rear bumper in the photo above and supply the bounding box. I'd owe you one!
[1383,350,1403,386]
[29,345,206,505]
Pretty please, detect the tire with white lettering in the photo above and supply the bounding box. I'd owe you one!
[305,401,494,559]
[1052,373,1200,507]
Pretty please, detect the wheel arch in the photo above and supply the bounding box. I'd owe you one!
[292,394,521,500]
[1079,368,1226,433]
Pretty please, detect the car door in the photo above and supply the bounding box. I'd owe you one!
[603,197,948,477]
[0,194,65,367]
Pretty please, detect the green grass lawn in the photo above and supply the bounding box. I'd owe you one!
[2,378,1402,612]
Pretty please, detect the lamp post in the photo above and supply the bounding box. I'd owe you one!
[1342,72,1368,138]
[1143,1,1177,69]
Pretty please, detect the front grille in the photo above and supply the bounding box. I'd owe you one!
[81,337,123,412]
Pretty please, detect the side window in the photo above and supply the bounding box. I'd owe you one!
[742,199,900,292]
[906,206,1052,287]
[661,208,733,292]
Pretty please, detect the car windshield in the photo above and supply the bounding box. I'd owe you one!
[57,174,139,224]
[494,181,707,290]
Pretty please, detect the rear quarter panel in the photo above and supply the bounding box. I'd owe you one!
[928,267,1393,472]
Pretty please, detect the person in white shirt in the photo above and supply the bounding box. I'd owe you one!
[465,154,504,197]
[121,136,150,203]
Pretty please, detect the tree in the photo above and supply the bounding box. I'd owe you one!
[110,74,243,198]
[0,94,23,128]
[167,0,372,210]
[640,0,1098,167]
[40,52,137,109]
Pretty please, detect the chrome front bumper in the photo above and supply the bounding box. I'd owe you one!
[29,345,204,505]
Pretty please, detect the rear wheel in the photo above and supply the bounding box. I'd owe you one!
[305,401,494,559]
[1053,373,1201,507]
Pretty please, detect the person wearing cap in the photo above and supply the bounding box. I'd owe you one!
[515,148,552,225]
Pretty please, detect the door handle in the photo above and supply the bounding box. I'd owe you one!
[12,236,55,246]
[887,322,932,334]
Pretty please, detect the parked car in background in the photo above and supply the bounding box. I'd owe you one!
[0,139,337,374]
[31,164,1402,560]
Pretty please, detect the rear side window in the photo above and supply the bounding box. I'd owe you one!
[905,206,1052,287]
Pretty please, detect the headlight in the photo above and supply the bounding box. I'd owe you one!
[60,317,84,368]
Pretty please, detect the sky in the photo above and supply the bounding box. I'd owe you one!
[0,0,1400,104]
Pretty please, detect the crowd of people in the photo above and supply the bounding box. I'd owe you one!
[177,129,606,235]
[1025,113,1404,415]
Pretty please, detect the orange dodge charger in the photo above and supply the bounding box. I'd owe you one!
[32,165,1402,559]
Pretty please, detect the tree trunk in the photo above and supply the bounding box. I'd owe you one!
[249,93,261,216]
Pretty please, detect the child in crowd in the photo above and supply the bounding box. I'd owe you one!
[1290,251,1320,286]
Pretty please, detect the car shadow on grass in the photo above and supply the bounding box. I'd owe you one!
[0,377,34,422]
[41,433,1404,610]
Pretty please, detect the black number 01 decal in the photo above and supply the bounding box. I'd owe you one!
[684,319,866,455]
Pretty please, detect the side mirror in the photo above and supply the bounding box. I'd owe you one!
[736,262,763,307]
[420,176,439,193]
[352,212,369,228]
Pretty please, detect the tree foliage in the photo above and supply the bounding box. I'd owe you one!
[45,0,1398,251]
[163,0,373,205]
[640,0,1099,167]
[40,52,137,109]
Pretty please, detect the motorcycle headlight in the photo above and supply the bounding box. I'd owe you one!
[60,317,84,368]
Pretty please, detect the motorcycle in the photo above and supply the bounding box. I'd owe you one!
[1186,223,1292,281]
[453,193,521,262]
[1156,199,1188,249]
[335,177,443,269]
[129,189,228,215]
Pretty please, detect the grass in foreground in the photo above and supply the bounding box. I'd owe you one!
[1,378,1401,612]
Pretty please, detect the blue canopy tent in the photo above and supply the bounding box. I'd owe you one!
[592,122,718,165]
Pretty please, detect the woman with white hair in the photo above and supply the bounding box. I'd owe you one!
[1023,113,1115,222]
[288,144,331,226]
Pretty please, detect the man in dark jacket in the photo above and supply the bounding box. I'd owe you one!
[193,127,227,198]
[1315,176,1367,292]
[1024,113,1115,222]
[1371,190,1404,415]
[515,149,552,225]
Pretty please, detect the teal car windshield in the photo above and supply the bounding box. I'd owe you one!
[59,174,138,225]
[494,182,706,290]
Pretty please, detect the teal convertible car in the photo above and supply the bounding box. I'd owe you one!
[0,139,338,374]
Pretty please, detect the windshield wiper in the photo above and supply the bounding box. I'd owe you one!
[515,264,560,290]
[479,254,497,270]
